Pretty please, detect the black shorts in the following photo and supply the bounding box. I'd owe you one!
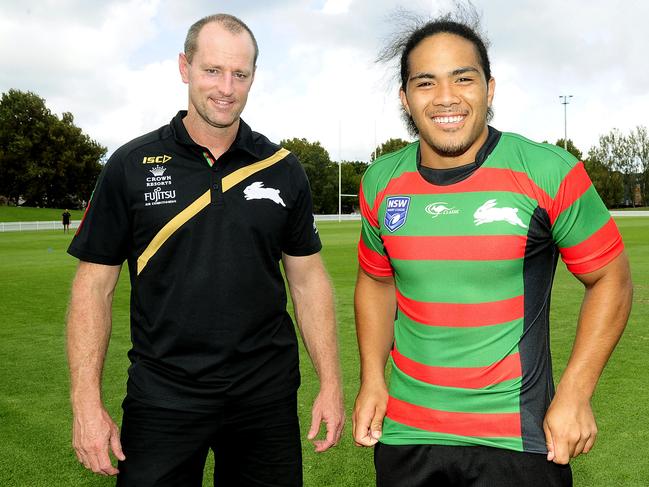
[374,443,572,487]
[116,393,302,487]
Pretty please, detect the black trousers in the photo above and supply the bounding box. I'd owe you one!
[116,393,302,487]
[375,443,573,487]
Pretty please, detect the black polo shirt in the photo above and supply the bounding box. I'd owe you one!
[69,111,321,411]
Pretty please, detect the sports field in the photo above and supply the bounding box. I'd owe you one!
[0,218,647,486]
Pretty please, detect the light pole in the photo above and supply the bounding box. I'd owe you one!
[559,95,573,151]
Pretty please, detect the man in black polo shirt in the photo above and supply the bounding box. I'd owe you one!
[66,13,344,486]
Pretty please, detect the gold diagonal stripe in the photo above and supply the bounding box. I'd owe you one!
[137,189,210,275]
[222,148,290,192]
[136,148,290,275]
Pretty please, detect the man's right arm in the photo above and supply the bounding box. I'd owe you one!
[352,267,396,447]
[67,261,125,476]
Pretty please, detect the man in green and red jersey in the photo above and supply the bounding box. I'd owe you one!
[66,14,344,486]
[352,15,633,487]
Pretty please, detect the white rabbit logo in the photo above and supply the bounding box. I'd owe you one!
[474,199,527,228]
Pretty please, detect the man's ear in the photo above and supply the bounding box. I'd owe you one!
[179,53,190,84]
[399,88,411,116]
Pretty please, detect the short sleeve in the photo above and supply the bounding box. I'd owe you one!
[67,154,130,265]
[550,162,624,274]
[358,176,393,277]
[281,158,322,256]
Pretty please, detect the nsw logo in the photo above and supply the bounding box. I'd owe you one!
[384,196,410,232]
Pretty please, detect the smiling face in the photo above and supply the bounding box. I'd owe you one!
[179,21,256,132]
[400,33,495,168]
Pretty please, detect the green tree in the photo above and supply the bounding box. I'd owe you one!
[589,128,639,206]
[280,137,337,214]
[554,138,583,160]
[584,156,624,208]
[371,137,411,162]
[627,126,649,205]
[340,161,368,213]
[0,89,105,208]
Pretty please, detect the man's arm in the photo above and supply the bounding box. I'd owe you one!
[67,261,125,475]
[544,251,633,464]
[352,267,396,447]
[282,252,344,453]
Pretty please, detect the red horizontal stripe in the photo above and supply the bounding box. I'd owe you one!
[396,290,523,327]
[392,348,522,389]
[387,396,521,437]
[383,235,527,261]
[358,239,393,277]
[550,162,592,224]
[560,218,624,274]
[359,184,379,228]
[371,168,552,216]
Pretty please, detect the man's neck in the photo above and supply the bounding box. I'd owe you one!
[420,126,489,170]
[182,110,239,158]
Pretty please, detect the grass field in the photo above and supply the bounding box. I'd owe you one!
[0,218,647,486]
[0,206,85,222]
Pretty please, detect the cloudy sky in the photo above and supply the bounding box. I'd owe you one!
[1,0,647,162]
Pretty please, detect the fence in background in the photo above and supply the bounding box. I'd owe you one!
[0,211,646,232]
[0,220,81,232]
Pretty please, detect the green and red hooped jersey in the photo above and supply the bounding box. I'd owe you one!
[358,131,623,453]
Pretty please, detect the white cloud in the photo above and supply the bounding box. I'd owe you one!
[321,0,353,15]
[1,0,648,161]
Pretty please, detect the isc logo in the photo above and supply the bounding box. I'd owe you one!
[142,155,172,164]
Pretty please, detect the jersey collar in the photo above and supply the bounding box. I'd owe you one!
[170,110,260,158]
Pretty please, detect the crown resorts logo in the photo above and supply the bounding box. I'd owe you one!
[146,165,172,188]
[149,166,166,177]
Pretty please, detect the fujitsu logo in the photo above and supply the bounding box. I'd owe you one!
[474,199,527,228]
[149,165,166,177]
[144,186,176,204]
[425,202,460,218]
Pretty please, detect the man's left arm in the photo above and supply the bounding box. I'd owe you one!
[544,251,633,464]
[282,252,345,453]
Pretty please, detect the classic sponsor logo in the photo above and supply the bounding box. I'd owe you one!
[144,186,176,206]
[474,199,527,228]
[425,202,460,218]
[243,182,286,207]
[146,165,172,187]
[142,155,172,164]
[384,196,410,232]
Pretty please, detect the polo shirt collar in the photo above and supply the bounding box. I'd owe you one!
[170,110,259,158]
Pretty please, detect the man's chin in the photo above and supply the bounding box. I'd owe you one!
[430,141,472,158]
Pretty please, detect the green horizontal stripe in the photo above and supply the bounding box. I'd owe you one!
[361,221,386,255]
[554,187,611,248]
[379,192,535,237]
[389,361,522,414]
[393,258,524,304]
[381,417,524,451]
[395,314,523,367]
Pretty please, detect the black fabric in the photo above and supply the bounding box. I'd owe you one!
[519,206,560,452]
[68,111,321,411]
[117,393,302,487]
[417,126,502,186]
[374,443,572,487]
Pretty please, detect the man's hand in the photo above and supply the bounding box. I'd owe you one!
[72,407,125,476]
[307,387,345,452]
[352,382,388,447]
[543,390,597,465]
